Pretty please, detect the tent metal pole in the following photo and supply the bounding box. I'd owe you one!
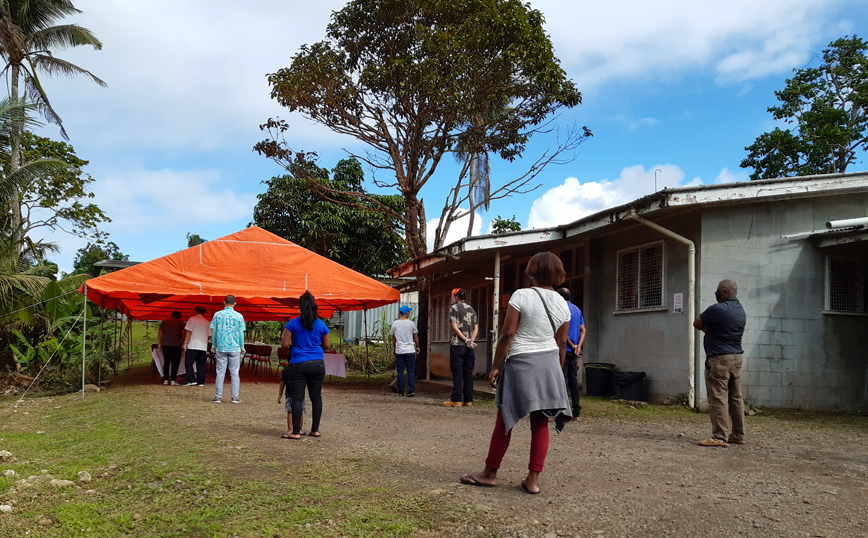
[98,309,104,388]
[81,282,87,399]
[363,307,369,377]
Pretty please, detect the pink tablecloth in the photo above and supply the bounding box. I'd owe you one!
[324,354,347,377]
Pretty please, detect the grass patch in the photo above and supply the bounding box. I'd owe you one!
[0,389,445,538]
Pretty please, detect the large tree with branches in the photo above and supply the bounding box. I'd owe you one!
[257,0,589,373]
[741,35,868,180]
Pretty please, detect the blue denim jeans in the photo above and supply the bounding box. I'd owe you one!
[395,353,416,392]
[288,359,325,435]
[214,351,241,400]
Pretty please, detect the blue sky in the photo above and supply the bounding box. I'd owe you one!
[33,0,868,273]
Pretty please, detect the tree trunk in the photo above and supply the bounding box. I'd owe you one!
[9,62,23,256]
[403,194,430,380]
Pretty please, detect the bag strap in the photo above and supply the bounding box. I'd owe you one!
[531,287,558,338]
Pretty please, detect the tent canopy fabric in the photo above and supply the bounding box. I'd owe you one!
[78,226,399,321]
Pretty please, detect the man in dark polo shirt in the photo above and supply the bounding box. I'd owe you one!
[693,279,746,447]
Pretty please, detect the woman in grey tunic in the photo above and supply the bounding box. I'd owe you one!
[459,252,572,494]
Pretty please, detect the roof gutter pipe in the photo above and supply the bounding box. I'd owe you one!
[826,216,868,229]
[626,209,699,409]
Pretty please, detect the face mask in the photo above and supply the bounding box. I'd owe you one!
[715,291,723,303]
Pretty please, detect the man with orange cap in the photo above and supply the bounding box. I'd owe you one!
[444,288,479,407]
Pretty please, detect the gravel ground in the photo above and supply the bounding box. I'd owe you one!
[122,370,868,538]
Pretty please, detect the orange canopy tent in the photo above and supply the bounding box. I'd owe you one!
[77,226,399,320]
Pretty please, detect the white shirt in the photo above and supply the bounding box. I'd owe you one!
[508,287,571,356]
[184,314,212,351]
[390,318,418,354]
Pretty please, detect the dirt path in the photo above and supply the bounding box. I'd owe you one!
[121,370,868,538]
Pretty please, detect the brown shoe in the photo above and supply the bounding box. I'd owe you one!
[443,401,463,407]
[698,437,729,447]
[727,437,745,445]
[464,402,472,407]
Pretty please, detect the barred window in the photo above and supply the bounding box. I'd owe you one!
[432,296,450,341]
[617,241,665,311]
[827,255,866,314]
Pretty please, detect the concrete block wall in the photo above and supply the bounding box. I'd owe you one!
[590,213,701,402]
[699,194,868,410]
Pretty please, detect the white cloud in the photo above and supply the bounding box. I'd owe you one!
[627,117,660,131]
[44,0,351,152]
[714,167,749,184]
[41,0,859,158]
[427,209,484,251]
[531,0,854,87]
[92,165,257,233]
[527,164,686,228]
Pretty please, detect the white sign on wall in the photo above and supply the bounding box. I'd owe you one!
[673,293,683,314]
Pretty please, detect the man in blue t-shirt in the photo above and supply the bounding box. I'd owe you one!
[694,279,747,447]
[558,288,586,419]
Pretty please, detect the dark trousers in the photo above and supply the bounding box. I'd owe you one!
[395,352,416,392]
[162,345,182,381]
[562,351,582,417]
[449,345,476,403]
[185,348,207,385]
[289,359,325,435]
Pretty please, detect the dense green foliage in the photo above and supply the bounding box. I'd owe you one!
[185,232,206,247]
[17,132,110,241]
[253,158,407,276]
[490,214,522,234]
[741,35,868,180]
[71,241,127,277]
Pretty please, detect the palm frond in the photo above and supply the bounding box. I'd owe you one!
[28,53,105,86]
[30,23,102,51]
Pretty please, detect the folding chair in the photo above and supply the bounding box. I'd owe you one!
[255,345,273,375]
[243,343,258,370]
[276,347,290,379]
[206,342,216,376]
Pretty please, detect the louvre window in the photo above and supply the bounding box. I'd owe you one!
[616,241,665,312]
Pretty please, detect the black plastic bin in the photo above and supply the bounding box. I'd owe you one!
[617,371,647,401]
[585,363,617,397]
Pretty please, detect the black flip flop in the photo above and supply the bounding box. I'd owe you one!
[459,474,495,487]
[521,480,540,494]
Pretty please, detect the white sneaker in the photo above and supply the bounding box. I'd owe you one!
[170,381,180,386]
[184,382,197,387]
[163,380,169,385]
[230,398,241,404]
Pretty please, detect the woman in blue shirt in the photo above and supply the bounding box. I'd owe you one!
[280,291,331,439]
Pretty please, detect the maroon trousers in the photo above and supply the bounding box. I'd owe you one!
[484,410,550,472]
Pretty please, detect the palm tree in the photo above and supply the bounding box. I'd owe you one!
[0,0,105,253]
[0,96,65,324]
